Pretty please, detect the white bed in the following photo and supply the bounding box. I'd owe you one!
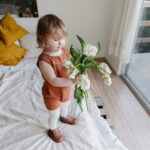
[0,58,128,150]
[0,19,127,150]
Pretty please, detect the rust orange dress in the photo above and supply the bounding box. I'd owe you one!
[37,48,71,110]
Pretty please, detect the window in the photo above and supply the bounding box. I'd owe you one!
[124,0,150,113]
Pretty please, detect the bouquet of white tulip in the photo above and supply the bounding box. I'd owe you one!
[63,35,112,111]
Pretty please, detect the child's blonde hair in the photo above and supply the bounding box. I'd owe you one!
[36,14,67,49]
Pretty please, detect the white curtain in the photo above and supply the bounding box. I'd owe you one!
[108,0,143,64]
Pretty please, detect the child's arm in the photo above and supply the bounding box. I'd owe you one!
[39,61,77,87]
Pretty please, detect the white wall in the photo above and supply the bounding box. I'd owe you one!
[37,0,113,57]
[0,0,114,57]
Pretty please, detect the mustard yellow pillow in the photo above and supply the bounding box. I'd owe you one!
[0,13,28,46]
[0,40,26,66]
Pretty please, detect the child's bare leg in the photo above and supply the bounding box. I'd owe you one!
[48,107,64,142]
[60,100,77,125]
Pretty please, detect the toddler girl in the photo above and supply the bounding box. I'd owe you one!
[36,14,78,143]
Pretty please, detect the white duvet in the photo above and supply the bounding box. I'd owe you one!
[0,58,128,150]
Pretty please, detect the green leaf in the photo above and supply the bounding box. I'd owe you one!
[76,35,85,51]
[74,86,84,104]
[70,57,75,65]
[84,90,89,111]
[83,57,94,68]
[76,64,86,74]
[92,61,100,72]
[70,46,80,58]
[97,41,101,55]
[80,55,86,63]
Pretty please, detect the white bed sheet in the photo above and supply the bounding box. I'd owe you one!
[0,58,128,150]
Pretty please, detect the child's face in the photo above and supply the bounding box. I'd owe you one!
[46,30,66,51]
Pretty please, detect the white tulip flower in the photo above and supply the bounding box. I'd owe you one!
[98,62,112,75]
[63,59,73,68]
[83,44,98,57]
[102,74,112,86]
[77,74,90,90]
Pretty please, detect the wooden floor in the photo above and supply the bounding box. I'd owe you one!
[88,68,150,150]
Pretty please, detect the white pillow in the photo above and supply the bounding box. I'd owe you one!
[19,33,42,59]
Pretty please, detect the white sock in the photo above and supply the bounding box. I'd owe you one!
[60,100,70,117]
[48,107,60,130]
